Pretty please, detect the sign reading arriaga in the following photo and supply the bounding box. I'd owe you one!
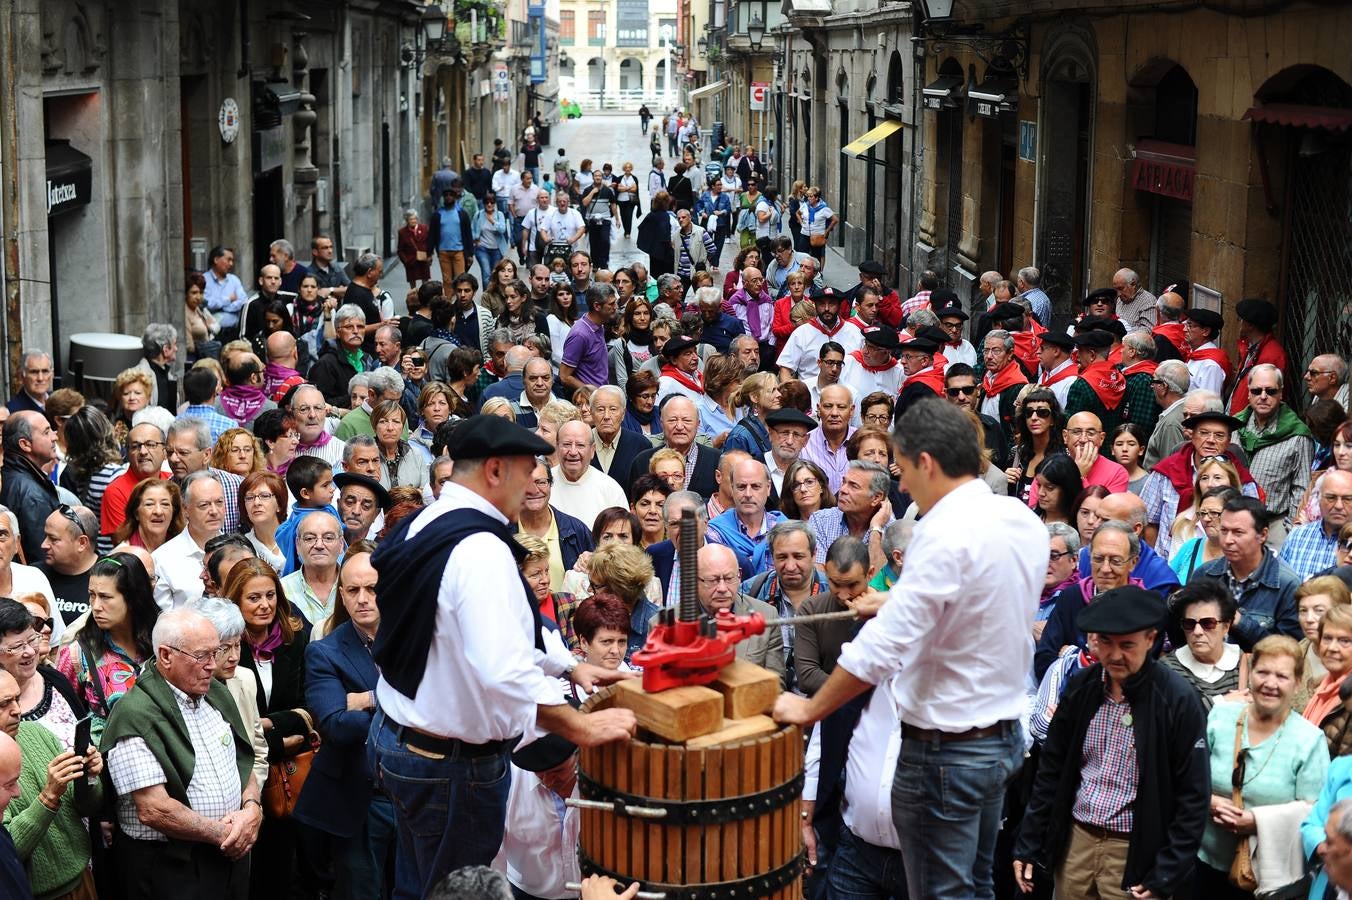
[47,180,79,215]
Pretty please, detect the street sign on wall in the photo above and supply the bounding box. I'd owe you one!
[750,82,768,111]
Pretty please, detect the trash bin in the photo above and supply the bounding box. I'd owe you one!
[67,333,142,403]
[536,124,551,146]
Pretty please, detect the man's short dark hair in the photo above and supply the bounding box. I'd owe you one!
[945,362,977,383]
[429,297,456,329]
[222,352,262,388]
[452,273,479,293]
[919,270,940,291]
[432,419,464,457]
[416,281,444,310]
[818,341,845,360]
[892,397,982,478]
[2,414,32,455]
[585,283,616,311]
[772,235,793,253]
[286,456,333,500]
[204,534,256,587]
[824,535,869,575]
[183,367,219,404]
[426,865,512,900]
[1223,495,1278,532]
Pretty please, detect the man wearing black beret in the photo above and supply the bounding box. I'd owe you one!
[1036,330,1078,407]
[1228,298,1289,415]
[1183,307,1231,395]
[894,327,951,418]
[1064,329,1126,433]
[369,415,637,894]
[840,326,903,406]
[1014,585,1209,899]
[845,259,906,329]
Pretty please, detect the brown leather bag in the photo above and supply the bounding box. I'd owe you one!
[1228,711,1259,891]
[809,233,827,248]
[262,709,321,819]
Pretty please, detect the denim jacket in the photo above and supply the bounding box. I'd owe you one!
[1198,548,1302,649]
[470,208,512,255]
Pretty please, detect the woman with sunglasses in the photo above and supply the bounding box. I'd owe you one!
[1006,388,1066,505]
[1170,486,1239,582]
[1160,577,1246,711]
[55,553,159,743]
[1196,635,1327,897]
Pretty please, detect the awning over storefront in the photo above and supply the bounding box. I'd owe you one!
[922,75,963,110]
[782,0,833,14]
[970,75,1018,117]
[1130,139,1196,202]
[842,119,905,158]
[1243,103,1352,132]
[688,80,729,101]
[45,140,93,218]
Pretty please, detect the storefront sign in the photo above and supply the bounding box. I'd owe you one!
[44,141,93,218]
[1130,141,1197,202]
[1018,120,1036,162]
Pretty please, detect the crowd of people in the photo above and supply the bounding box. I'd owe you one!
[0,118,1349,900]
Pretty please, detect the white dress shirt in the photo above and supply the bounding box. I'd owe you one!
[842,676,903,850]
[1187,342,1226,395]
[152,528,213,611]
[836,478,1047,731]
[549,465,628,530]
[1040,359,1076,407]
[942,340,977,369]
[839,356,904,407]
[375,482,575,742]
[495,767,581,899]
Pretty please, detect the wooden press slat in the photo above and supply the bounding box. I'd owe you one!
[704,745,722,884]
[630,742,647,883]
[665,745,682,885]
[615,736,631,878]
[738,741,756,877]
[757,735,773,874]
[647,743,664,884]
[721,744,739,878]
[683,747,703,885]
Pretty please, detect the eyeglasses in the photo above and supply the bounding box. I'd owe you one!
[243,492,275,504]
[0,634,40,655]
[1306,369,1334,378]
[1180,617,1223,632]
[1048,549,1075,563]
[1321,493,1352,507]
[819,359,844,368]
[57,504,89,537]
[946,386,978,398]
[1197,509,1224,520]
[792,479,821,493]
[863,413,891,424]
[215,640,241,659]
[292,405,327,416]
[1090,554,1130,569]
[1248,386,1280,397]
[1149,378,1167,387]
[1024,407,1053,420]
[128,440,165,453]
[697,574,740,587]
[299,533,342,545]
[166,645,217,666]
[1066,428,1101,438]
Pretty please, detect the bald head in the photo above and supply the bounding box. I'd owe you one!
[111,542,156,582]
[1098,492,1147,532]
[0,730,18,814]
[267,330,297,363]
[0,670,18,742]
[1064,411,1105,455]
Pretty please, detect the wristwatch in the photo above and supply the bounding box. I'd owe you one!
[868,526,884,540]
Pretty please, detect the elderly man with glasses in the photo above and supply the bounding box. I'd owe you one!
[1236,363,1315,543]
[279,510,344,626]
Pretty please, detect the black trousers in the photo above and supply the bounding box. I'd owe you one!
[116,831,250,900]
[618,201,638,236]
[587,220,613,270]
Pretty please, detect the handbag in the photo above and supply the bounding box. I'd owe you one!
[262,708,321,819]
[1228,711,1259,892]
[809,233,827,248]
[415,250,428,262]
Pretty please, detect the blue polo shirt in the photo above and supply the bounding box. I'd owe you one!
[437,204,464,252]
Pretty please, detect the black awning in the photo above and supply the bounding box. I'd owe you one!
[922,74,964,110]
[44,141,93,218]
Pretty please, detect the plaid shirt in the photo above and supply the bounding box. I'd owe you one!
[900,290,931,319]
[207,467,245,534]
[182,405,239,444]
[1243,417,1315,521]
[1119,372,1160,433]
[1071,679,1138,832]
[741,568,828,693]
[1278,520,1340,580]
[1141,468,1261,557]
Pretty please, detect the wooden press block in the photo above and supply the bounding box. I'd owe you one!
[685,714,778,748]
[711,659,780,719]
[612,680,723,742]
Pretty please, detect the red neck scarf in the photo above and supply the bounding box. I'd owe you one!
[1153,447,1259,511]
[1078,360,1126,410]
[1041,361,1078,387]
[1153,321,1189,358]
[660,364,704,394]
[983,361,1028,397]
[1189,345,1233,378]
[1107,345,1123,367]
[1011,330,1041,375]
[907,364,947,396]
[849,349,897,374]
[845,316,872,331]
[807,317,847,338]
[1121,359,1158,378]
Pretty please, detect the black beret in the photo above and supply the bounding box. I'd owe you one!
[857,260,887,277]
[1074,315,1125,338]
[1235,298,1278,331]
[988,301,1025,322]
[929,288,960,306]
[935,304,969,322]
[810,287,842,302]
[661,335,700,359]
[897,335,940,353]
[1076,585,1166,636]
[1181,411,1244,432]
[1073,330,1114,350]
[447,414,555,461]
[766,408,818,430]
[1040,330,1075,350]
[1185,307,1224,332]
[1083,287,1117,307]
[915,325,951,346]
[333,472,393,510]
[862,327,900,350]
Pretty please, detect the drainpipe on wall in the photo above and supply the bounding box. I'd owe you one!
[0,0,20,393]
[908,11,923,286]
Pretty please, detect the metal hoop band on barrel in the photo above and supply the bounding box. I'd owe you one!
[577,769,805,826]
[578,848,806,900]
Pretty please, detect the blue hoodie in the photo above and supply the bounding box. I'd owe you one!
[275,503,341,575]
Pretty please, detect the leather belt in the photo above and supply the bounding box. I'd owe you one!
[392,723,515,759]
[1073,821,1131,841]
[900,720,1016,744]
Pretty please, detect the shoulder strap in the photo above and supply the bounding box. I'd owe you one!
[1231,710,1246,806]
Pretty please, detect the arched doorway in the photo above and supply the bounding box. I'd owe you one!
[836,69,850,252]
[1251,65,1352,373]
[1037,25,1097,318]
[587,58,606,95]
[655,60,667,94]
[1126,59,1198,296]
[619,58,641,95]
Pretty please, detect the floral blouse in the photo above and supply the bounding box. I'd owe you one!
[55,636,144,742]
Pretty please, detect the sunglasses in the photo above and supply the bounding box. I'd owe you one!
[57,504,89,538]
[1180,617,1224,632]
[1248,386,1280,397]
[30,616,53,635]
[1024,407,1053,419]
[945,386,978,398]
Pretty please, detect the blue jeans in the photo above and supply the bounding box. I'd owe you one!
[371,710,512,900]
[476,246,504,283]
[829,828,908,900]
[890,723,1023,900]
[332,795,415,900]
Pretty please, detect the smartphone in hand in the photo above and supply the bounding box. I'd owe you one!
[73,714,93,761]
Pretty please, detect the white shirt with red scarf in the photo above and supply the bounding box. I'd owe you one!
[777,318,863,382]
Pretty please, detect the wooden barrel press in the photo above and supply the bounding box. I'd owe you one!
[577,685,805,900]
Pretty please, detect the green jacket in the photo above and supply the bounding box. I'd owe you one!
[4,723,102,899]
[100,663,254,858]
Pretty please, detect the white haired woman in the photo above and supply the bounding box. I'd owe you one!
[187,596,270,790]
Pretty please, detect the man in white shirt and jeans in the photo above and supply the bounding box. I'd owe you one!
[775,397,1048,900]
